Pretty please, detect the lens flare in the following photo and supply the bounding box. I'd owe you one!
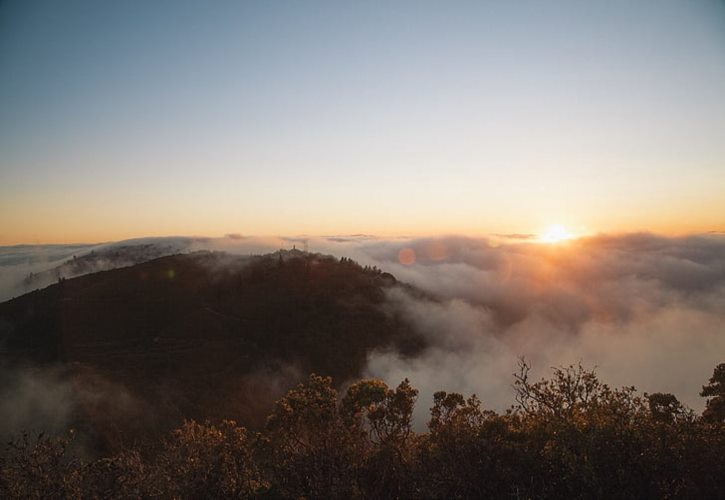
[398,247,416,265]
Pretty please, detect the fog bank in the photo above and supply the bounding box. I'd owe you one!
[2,232,723,418]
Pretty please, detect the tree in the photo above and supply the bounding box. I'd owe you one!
[81,450,148,500]
[342,379,419,498]
[0,431,81,500]
[513,360,650,498]
[154,419,261,498]
[419,391,525,499]
[259,374,362,498]
[700,363,725,423]
[342,378,417,447]
[646,392,691,424]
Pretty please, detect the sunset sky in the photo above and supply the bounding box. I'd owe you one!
[2,0,725,244]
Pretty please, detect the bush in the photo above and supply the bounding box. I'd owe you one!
[1,363,723,499]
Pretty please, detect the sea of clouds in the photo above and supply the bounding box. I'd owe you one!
[348,233,725,421]
[1,232,724,420]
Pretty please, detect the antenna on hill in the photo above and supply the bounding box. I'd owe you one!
[303,239,309,252]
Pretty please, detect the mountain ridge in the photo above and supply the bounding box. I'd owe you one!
[0,250,424,448]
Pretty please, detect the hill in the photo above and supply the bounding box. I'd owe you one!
[1,237,202,302]
[0,251,423,448]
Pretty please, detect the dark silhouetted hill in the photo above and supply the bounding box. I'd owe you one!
[0,251,423,448]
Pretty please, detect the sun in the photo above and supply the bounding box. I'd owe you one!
[540,224,573,243]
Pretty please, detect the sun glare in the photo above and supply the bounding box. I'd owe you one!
[540,224,573,243]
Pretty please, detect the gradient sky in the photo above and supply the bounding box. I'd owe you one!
[1,0,725,244]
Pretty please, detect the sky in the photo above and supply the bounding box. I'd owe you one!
[1,0,725,244]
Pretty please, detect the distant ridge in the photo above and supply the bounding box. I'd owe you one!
[0,251,424,448]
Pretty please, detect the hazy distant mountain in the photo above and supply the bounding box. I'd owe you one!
[0,251,422,448]
[0,237,206,302]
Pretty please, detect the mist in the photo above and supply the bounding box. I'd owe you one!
[1,232,723,420]
[0,364,141,452]
[351,233,725,419]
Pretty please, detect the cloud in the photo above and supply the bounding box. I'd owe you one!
[2,232,724,421]
[352,234,725,420]
[0,364,140,447]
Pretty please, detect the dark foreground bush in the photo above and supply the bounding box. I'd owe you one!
[2,364,724,499]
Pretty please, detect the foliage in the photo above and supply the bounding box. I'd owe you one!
[701,363,725,423]
[257,374,362,498]
[154,419,262,498]
[342,378,419,498]
[1,363,724,499]
[0,431,81,500]
[80,450,148,499]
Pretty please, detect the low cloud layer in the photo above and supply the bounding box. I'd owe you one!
[0,364,141,449]
[2,233,724,420]
[350,234,725,419]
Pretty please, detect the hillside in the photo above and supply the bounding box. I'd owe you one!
[0,251,423,446]
[2,238,201,302]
